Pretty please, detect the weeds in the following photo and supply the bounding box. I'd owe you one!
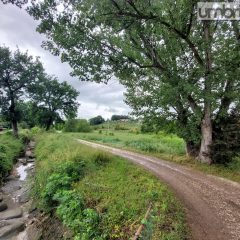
[0,133,24,182]
[34,134,188,239]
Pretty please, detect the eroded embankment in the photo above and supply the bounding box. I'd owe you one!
[0,141,37,240]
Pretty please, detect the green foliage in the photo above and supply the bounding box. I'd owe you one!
[111,115,129,121]
[75,131,185,156]
[89,116,105,125]
[29,0,240,163]
[55,190,102,240]
[1,0,27,8]
[0,46,44,136]
[114,124,128,131]
[28,74,79,130]
[74,131,240,182]
[34,134,187,239]
[0,134,23,181]
[212,110,240,164]
[31,126,43,135]
[41,159,85,208]
[93,152,111,166]
[64,119,91,133]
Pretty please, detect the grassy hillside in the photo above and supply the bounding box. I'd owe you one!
[33,134,188,240]
[0,133,24,182]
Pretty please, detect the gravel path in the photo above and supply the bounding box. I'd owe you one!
[78,139,240,240]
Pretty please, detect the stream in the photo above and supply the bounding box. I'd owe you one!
[0,141,41,240]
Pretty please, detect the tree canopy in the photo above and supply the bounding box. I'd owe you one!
[111,115,129,121]
[0,46,43,136]
[89,115,105,125]
[28,74,79,130]
[0,46,80,133]
[28,0,240,164]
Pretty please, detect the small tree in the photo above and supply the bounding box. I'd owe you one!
[0,46,43,137]
[28,74,79,130]
[111,115,129,121]
[89,115,105,125]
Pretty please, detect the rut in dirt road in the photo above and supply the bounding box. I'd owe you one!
[78,139,240,240]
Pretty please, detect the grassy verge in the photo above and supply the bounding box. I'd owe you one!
[69,131,240,183]
[33,133,188,240]
[0,133,24,182]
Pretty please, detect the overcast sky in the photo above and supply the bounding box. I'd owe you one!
[0,3,131,119]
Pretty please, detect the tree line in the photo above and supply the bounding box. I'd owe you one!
[0,46,79,136]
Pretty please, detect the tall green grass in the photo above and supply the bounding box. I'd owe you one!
[34,134,188,240]
[0,133,24,182]
[70,131,186,156]
[72,130,240,182]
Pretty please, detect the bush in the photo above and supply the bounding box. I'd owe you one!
[93,152,111,166]
[54,190,102,240]
[212,110,240,164]
[64,119,92,133]
[31,126,44,135]
[41,159,85,208]
[89,116,105,125]
[0,134,23,182]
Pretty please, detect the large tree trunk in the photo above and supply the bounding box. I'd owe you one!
[198,113,213,164]
[198,21,213,164]
[11,118,18,138]
[46,116,53,131]
[9,94,18,138]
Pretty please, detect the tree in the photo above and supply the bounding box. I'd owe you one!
[89,115,105,125]
[0,0,28,7]
[28,74,79,130]
[64,119,91,133]
[111,115,129,121]
[28,1,240,164]
[0,46,43,136]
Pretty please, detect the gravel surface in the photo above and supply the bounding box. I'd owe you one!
[78,139,240,240]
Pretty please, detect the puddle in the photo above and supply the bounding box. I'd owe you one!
[16,163,34,181]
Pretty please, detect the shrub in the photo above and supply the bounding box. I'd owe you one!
[54,190,102,240]
[93,152,111,166]
[64,119,92,133]
[31,126,43,135]
[41,159,85,208]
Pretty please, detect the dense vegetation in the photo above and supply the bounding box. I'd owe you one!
[71,122,240,182]
[29,0,240,164]
[33,134,187,239]
[0,133,23,182]
[64,119,92,133]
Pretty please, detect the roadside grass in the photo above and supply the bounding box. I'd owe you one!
[0,133,24,182]
[70,131,240,183]
[34,133,188,240]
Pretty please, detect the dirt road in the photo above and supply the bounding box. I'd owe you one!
[78,139,240,240]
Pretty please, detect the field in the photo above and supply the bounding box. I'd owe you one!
[33,133,188,240]
[69,121,240,183]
